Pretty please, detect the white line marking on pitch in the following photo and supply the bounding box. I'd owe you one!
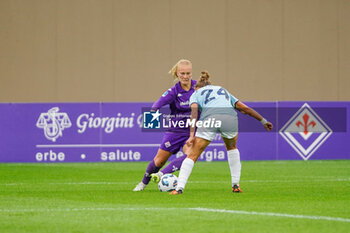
[0,207,349,223]
[189,207,350,223]
[1,178,349,186]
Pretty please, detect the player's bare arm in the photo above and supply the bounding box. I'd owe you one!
[235,101,273,131]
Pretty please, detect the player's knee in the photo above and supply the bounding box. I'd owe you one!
[182,145,191,154]
[154,158,166,167]
[194,138,209,150]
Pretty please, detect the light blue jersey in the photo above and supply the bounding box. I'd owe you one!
[189,85,239,120]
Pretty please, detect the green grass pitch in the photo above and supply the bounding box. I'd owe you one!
[0,160,349,233]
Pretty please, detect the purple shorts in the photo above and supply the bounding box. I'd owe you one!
[159,132,189,154]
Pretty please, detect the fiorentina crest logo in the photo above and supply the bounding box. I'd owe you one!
[279,103,332,160]
[36,107,72,142]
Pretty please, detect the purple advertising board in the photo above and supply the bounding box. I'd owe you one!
[0,102,348,163]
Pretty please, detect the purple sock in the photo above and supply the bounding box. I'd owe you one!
[142,160,160,185]
[161,154,187,174]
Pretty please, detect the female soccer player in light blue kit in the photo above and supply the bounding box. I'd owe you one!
[170,71,273,194]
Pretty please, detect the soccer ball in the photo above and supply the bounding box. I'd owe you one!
[158,174,178,192]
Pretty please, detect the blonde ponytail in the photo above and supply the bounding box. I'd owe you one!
[195,70,211,88]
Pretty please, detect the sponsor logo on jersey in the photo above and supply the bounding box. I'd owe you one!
[180,100,189,106]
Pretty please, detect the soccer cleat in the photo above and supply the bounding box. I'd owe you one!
[232,184,242,193]
[169,189,183,195]
[150,172,163,183]
[133,182,147,191]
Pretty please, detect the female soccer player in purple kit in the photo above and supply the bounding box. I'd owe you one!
[133,59,196,191]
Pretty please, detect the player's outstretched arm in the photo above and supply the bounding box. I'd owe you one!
[151,88,175,111]
[235,101,273,131]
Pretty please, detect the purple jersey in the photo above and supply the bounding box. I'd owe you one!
[152,80,196,133]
